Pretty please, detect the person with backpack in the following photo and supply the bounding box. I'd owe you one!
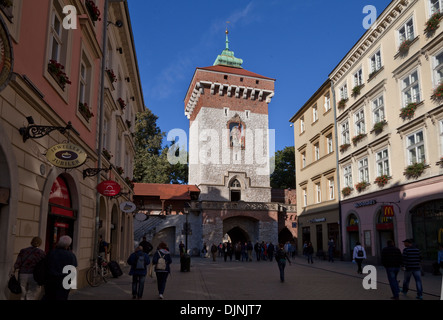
[152,242,172,299]
[275,243,291,282]
[352,241,367,274]
[127,246,150,299]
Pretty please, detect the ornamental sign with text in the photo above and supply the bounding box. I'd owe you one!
[97,180,121,197]
[46,143,87,169]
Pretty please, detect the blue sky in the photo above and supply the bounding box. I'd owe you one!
[128,0,392,152]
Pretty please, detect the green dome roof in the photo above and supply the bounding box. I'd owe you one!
[213,29,243,69]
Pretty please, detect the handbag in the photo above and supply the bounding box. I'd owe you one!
[8,275,22,294]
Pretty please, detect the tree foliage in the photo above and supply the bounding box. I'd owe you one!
[133,108,188,184]
[270,146,295,189]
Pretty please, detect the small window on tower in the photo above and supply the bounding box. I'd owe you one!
[256,80,259,85]
[224,75,228,80]
[224,107,229,116]
[240,77,244,82]
[245,110,250,119]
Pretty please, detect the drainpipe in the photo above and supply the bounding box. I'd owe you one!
[331,80,344,261]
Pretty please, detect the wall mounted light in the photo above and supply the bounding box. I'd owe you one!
[18,117,79,143]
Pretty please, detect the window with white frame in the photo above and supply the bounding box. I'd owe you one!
[407,130,425,164]
[341,121,350,145]
[354,109,366,135]
[343,165,353,187]
[430,0,443,14]
[398,17,415,43]
[324,94,331,112]
[50,7,64,63]
[358,157,369,182]
[314,142,320,161]
[328,178,335,200]
[340,84,348,100]
[402,70,421,106]
[315,183,321,203]
[353,69,363,87]
[327,134,333,154]
[312,105,318,122]
[78,53,92,106]
[376,148,390,176]
[433,50,443,86]
[303,188,307,207]
[370,50,382,74]
[372,95,385,124]
[300,116,305,133]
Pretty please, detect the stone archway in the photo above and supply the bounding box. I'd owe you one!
[223,216,259,245]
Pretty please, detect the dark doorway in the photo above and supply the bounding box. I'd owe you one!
[278,227,294,245]
[227,226,249,244]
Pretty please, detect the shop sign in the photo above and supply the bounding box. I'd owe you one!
[97,180,121,197]
[309,218,326,223]
[354,199,377,208]
[120,201,136,213]
[383,205,394,217]
[46,143,87,169]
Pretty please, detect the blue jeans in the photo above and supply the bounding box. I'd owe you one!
[277,260,286,282]
[132,274,146,298]
[385,267,400,298]
[402,269,423,297]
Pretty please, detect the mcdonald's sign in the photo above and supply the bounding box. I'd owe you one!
[383,205,395,217]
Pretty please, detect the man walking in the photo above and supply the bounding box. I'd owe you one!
[401,239,423,300]
[381,240,402,300]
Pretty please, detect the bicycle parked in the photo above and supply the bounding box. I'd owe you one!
[86,255,110,287]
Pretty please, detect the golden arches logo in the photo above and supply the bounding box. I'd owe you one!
[383,205,394,217]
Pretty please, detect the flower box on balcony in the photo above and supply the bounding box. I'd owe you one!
[431,82,443,101]
[424,12,442,34]
[338,98,348,109]
[86,0,101,22]
[400,102,418,120]
[48,60,71,90]
[355,181,369,193]
[374,174,391,187]
[106,68,117,83]
[117,98,126,110]
[398,39,412,55]
[340,143,351,152]
[372,120,387,134]
[352,133,367,145]
[351,85,363,98]
[341,186,353,197]
[124,177,134,189]
[115,166,124,175]
[102,148,112,161]
[78,102,94,122]
[404,161,426,179]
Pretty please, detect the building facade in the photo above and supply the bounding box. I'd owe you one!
[290,79,340,257]
[329,0,443,263]
[184,30,296,248]
[0,0,143,297]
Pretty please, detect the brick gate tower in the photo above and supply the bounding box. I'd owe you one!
[184,29,291,248]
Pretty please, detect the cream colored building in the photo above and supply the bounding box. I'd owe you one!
[329,0,443,263]
[0,0,144,297]
[290,79,340,258]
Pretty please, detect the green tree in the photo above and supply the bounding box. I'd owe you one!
[270,146,295,189]
[133,108,188,184]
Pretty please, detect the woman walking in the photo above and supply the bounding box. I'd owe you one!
[152,242,172,299]
[275,243,291,282]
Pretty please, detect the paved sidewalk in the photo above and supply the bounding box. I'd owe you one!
[70,255,442,301]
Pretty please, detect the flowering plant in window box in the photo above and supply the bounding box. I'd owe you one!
[115,166,124,175]
[431,82,443,101]
[117,98,126,110]
[102,148,112,161]
[404,161,426,179]
[398,39,412,55]
[341,186,353,197]
[48,60,72,89]
[352,133,367,145]
[339,143,351,152]
[355,181,369,192]
[424,12,443,34]
[86,0,101,22]
[352,85,363,97]
[399,102,418,119]
[372,120,387,134]
[374,174,391,187]
[78,102,94,121]
[106,69,117,83]
[124,177,134,189]
[338,98,348,109]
